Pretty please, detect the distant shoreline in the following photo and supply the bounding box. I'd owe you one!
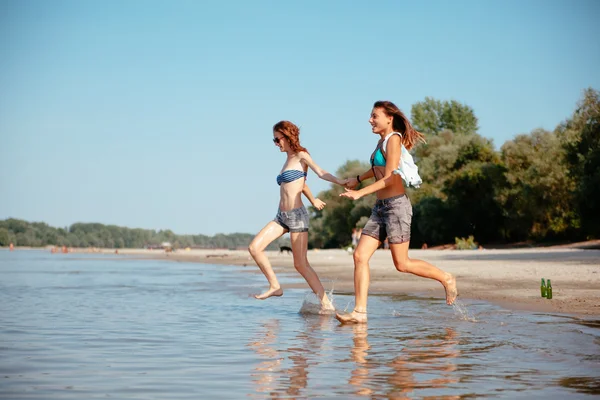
[6,245,600,317]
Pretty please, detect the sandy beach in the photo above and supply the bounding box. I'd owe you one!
[78,245,600,316]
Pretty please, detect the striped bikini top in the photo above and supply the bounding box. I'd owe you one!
[277,169,307,186]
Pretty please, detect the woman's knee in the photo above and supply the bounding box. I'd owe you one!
[294,261,308,272]
[248,242,260,257]
[394,258,410,273]
[353,250,370,267]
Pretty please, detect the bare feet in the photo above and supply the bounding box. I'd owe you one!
[335,310,367,324]
[254,287,283,300]
[319,301,336,315]
[444,274,458,305]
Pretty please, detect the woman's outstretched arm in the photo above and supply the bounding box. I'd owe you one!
[298,152,345,185]
[345,169,375,189]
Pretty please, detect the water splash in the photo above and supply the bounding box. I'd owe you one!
[298,293,334,315]
[452,299,478,322]
[298,284,336,315]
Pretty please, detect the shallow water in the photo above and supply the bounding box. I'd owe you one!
[0,250,599,399]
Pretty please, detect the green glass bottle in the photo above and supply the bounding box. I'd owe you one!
[541,278,547,298]
[546,279,552,299]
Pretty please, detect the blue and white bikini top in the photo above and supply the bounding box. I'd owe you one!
[276,169,307,186]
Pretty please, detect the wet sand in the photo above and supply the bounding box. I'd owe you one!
[91,246,600,316]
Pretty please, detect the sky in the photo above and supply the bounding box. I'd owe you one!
[1,0,599,236]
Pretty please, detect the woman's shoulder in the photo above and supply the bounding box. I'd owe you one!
[387,132,402,141]
[297,156,309,171]
[384,133,402,148]
[296,151,313,162]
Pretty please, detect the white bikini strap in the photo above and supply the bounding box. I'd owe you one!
[381,132,403,156]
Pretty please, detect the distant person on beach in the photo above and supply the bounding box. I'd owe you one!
[351,228,359,248]
[336,101,458,324]
[248,120,346,312]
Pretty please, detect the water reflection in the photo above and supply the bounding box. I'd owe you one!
[558,376,600,395]
[249,316,463,399]
[383,327,460,399]
[248,319,283,395]
[348,324,372,396]
[248,315,331,399]
[342,325,462,399]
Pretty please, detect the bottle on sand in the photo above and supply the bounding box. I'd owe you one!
[541,278,547,298]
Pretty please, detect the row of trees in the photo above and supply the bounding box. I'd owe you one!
[0,219,259,250]
[2,89,597,250]
[308,88,599,248]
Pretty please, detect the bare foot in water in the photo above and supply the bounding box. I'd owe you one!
[444,274,458,305]
[254,287,283,300]
[335,310,367,324]
[319,301,336,315]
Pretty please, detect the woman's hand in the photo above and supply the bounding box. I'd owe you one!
[344,177,359,190]
[339,188,363,201]
[312,198,326,210]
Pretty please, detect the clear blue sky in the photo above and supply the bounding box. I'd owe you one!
[1,0,599,236]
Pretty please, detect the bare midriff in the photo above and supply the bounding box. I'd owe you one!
[372,166,405,200]
[279,178,305,211]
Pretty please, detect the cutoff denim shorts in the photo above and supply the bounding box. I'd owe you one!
[274,206,309,233]
[362,194,412,244]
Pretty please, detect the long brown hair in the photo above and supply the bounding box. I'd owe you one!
[273,120,308,153]
[373,101,426,150]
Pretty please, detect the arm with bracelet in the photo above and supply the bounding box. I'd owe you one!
[345,169,374,189]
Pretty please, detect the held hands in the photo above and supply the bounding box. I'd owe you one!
[344,177,359,190]
[312,198,326,210]
[336,177,361,201]
[336,177,359,189]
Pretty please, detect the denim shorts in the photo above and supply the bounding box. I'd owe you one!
[274,206,309,233]
[362,194,412,244]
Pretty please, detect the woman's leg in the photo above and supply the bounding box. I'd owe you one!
[290,231,334,310]
[336,234,381,324]
[248,221,287,299]
[389,241,457,305]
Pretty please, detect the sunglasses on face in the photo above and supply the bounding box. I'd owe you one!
[273,137,283,144]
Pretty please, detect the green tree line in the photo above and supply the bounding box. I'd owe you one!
[2,89,597,250]
[0,219,260,250]
[308,88,599,248]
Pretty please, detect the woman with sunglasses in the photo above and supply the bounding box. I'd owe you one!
[248,120,345,312]
[336,101,458,324]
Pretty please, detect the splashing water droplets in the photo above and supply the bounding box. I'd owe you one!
[298,284,337,315]
[452,300,477,322]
